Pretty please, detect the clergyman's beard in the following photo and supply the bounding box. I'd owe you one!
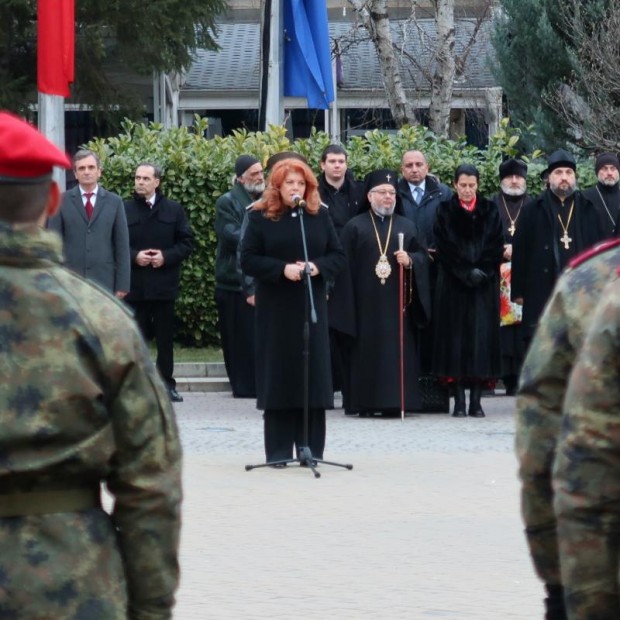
[245,181,266,196]
[500,180,527,197]
[371,204,395,217]
[550,182,576,200]
[600,178,619,188]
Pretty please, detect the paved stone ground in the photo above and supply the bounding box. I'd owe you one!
[173,391,545,619]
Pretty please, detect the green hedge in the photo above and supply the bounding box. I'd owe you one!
[88,117,597,346]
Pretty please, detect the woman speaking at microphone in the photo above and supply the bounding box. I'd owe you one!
[240,158,346,466]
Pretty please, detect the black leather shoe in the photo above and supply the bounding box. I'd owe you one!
[168,387,184,403]
[468,408,485,418]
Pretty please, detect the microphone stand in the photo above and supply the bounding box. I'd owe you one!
[246,202,353,478]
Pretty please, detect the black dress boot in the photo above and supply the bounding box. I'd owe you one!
[452,382,466,417]
[468,384,485,417]
[544,584,567,620]
[502,375,518,396]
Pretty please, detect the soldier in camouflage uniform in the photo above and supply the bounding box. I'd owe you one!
[553,272,620,619]
[0,111,182,619]
[515,237,620,619]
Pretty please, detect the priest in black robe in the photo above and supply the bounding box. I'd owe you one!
[582,152,620,239]
[329,169,430,416]
[512,150,606,342]
[491,158,531,396]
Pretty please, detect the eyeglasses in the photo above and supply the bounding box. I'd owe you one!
[370,189,396,197]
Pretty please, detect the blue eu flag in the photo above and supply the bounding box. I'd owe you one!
[283,0,334,109]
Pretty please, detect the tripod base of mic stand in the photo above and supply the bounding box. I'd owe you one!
[245,446,353,479]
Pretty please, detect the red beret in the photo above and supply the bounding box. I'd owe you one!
[0,111,71,183]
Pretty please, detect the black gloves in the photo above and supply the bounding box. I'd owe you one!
[466,268,488,287]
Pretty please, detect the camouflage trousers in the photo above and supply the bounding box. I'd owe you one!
[521,475,562,585]
[0,509,128,619]
[557,513,620,620]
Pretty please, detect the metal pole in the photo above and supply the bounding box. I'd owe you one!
[264,0,284,129]
[38,93,67,191]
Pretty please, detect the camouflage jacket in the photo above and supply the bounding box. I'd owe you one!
[515,239,620,584]
[0,224,182,619]
[553,271,620,515]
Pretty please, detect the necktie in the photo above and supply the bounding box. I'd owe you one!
[84,192,94,219]
[146,200,152,209]
[414,186,423,205]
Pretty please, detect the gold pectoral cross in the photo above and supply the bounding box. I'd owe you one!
[560,231,572,249]
[508,222,516,237]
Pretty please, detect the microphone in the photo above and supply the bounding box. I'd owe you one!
[292,195,307,209]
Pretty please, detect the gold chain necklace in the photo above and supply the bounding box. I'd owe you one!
[501,194,524,237]
[557,201,575,249]
[369,211,394,284]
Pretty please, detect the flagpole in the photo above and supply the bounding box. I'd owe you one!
[38,93,67,191]
[264,0,283,129]
[37,0,75,191]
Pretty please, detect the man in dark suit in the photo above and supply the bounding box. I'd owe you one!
[124,163,194,403]
[48,149,130,297]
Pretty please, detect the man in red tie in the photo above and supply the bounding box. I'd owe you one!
[48,149,130,298]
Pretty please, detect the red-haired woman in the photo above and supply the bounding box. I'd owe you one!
[240,159,346,465]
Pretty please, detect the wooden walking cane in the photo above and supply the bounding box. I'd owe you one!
[398,232,405,421]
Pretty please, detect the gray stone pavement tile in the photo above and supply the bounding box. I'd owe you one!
[173,393,545,619]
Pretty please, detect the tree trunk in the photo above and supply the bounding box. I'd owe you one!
[428,0,456,137]
[349,0,417,127]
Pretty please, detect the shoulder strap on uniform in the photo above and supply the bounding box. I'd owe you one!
[568,237,620,270]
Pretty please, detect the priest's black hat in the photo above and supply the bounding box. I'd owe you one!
[358,168,402,214]
[265,151,307,171]
[595,152,620,174]
[542,149,576,178]
[499,158,528,180]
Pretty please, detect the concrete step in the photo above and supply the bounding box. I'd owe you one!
[173,361,226,378]
[176,376,231,393]
[174,362,231,392]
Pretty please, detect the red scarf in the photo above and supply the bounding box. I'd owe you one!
[459,195,477,212]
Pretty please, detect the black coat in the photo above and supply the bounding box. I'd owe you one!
[240,206,345,410]
[318,170,363,237]
[398,174,452,248]
[581,182,620,239]
[432,194,505,378]
[124,193,194,301]
[329,211,430,411]
[511,190,605,338]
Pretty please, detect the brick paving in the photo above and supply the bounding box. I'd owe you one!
[173,391,544,619]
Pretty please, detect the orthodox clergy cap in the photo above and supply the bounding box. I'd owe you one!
[234,154,260,178]
[265,151,307,171]
[358,168,401,214]
[0,111,71,184]
[595,152,620,174]
[364,169,398,192]
[543,149,576,177]
[499,158,528,180]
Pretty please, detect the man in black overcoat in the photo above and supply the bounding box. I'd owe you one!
[125,163,194,402]
[318,144,363,412]
[398,149,451,377]
[215,155,264,398]
[511,150,606,343]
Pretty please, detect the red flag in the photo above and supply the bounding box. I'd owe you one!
[37,0,75,97]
